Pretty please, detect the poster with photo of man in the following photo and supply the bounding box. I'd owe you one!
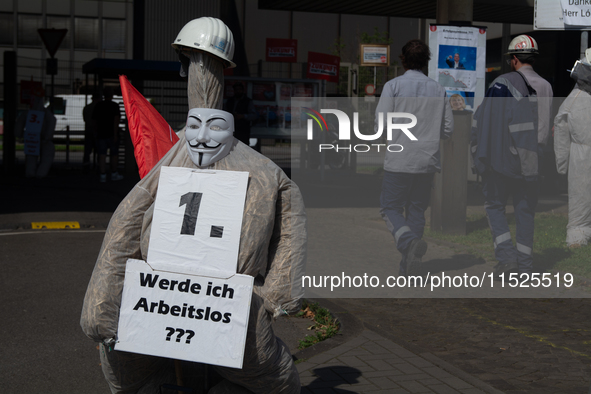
[428,25,487,97]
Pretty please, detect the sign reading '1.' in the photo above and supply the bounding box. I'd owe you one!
[148,167,249,278]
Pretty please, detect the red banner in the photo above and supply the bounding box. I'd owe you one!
[120,75,178,179]
[266,38,297,63]
[307,52,340,83]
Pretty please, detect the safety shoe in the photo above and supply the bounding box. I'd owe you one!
[100,173,107,183]
[111,172,124,181]
[398,254,407,277]
[406,238,428,276]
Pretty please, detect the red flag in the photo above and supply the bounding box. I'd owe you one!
[119,75,179,178]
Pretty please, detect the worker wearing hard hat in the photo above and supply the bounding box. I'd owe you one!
[471,35,550,283]
[506,34,554,148]
[553,48,591,248]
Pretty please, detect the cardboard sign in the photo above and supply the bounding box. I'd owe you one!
[307,52,340,83]
[266,38,297,63]
[115,259,254,369]
[535,0,591,30]
[561,0,591,26]
[24,110,44,156]
[148,167,249,278]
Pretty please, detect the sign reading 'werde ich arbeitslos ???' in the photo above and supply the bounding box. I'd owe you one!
[117,259,253,369]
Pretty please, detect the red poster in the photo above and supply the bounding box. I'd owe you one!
[307,52,340,83]
[20,80,44,104]
[266,38,297,63]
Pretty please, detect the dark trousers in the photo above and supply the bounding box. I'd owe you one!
[481,170,538,273]
[380,171,434,254]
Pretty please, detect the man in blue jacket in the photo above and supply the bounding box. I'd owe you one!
[471,44,539,279]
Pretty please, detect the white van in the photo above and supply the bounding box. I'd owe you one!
[54,94,125,139]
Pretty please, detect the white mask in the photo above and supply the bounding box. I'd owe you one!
[185,108,234,167]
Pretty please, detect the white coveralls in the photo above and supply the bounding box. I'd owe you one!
[80,135,307,393]
[554,85,591,246]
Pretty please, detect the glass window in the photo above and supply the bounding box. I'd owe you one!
[18,13,42,46]
[0,13,14,45]
[102,18,125,52]
[75,17,98,50]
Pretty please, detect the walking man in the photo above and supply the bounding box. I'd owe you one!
[377,39,453,276]
[471,35,546,279]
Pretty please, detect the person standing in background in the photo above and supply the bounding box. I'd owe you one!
[92,87,123,182]
[223,82,258,150]
[82,93,100,172]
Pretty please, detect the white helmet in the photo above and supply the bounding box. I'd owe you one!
[506,35,539,55]
[172,17,236,68]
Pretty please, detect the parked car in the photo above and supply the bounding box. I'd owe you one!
[53,94,125,139]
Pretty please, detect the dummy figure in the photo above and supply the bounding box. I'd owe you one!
[554,51,591,247]
[81,17,307,394]
[15,95,56,178]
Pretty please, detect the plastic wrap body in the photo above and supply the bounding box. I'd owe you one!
[81,135,306,392]
[554,88,591,246]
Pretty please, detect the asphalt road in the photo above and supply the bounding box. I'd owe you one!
[1,229,108,394]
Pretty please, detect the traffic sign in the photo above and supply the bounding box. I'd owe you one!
[37,28,67,58]
[365,84,376,96]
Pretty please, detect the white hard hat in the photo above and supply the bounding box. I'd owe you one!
[506,35,539,55]
[172,17,236,68]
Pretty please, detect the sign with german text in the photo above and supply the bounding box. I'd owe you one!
[148,167,249,278]
[307,52,340,83]
[115,259,253,369]
[24,110,44,156]
[266,38,297,62]
[535,0,591,30]
[360,44,390,66]
[428,25,487,103]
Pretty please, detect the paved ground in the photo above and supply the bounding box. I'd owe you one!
[2,164,590,393]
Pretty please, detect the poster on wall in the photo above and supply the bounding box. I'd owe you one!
[307,52,340,83]
[428,25,487,102]
[266,38,298,62]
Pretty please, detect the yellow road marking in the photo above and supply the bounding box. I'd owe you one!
[463,308,591,360]
[31,221,80,229]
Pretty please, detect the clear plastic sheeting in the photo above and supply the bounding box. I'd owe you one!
[554,88,591,247]
[185,50,225,110]
[81,136,306,393]
[81,46,306,391]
